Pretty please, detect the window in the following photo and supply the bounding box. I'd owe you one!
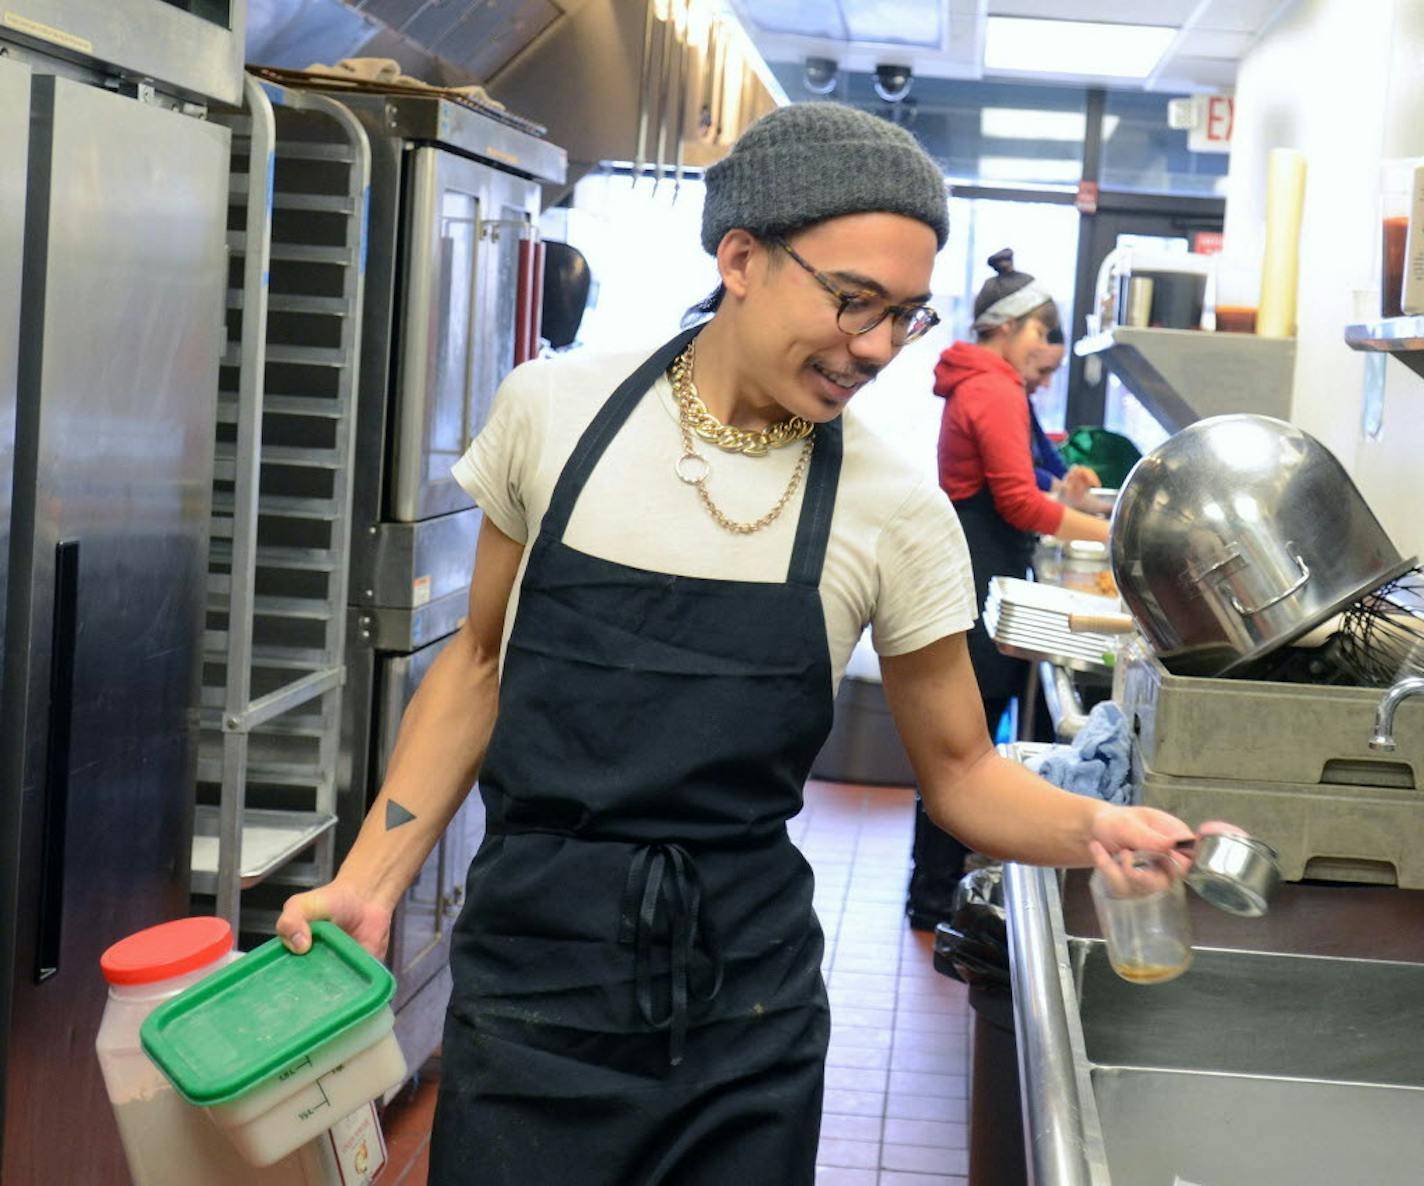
[942,197,1080,433]
[548,171,719,351]
[1100,90,1230,197]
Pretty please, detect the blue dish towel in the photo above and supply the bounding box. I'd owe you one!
[1027,701,1135,805]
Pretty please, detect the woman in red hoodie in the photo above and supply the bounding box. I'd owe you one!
[936,249,1109,727]
[906,252,1111,930]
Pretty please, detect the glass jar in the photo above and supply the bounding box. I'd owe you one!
[1089,851,1193,985]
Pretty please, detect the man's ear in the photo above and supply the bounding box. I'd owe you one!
[715,229,763,300]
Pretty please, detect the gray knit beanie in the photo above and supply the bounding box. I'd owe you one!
[701,102,949,255]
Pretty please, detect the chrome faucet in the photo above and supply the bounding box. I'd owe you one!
[1368,676,1424,752]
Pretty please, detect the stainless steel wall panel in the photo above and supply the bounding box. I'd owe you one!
[0,0,244,105]
[243,0,380,72]
[361,0,430,32]
[435,0,560,85]
[0,56,28,713]
[1,77,227,1185]
[0,52,29,1157]
[403,1,472,48]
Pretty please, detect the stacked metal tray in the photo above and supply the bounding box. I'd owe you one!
[984,576,1122,676]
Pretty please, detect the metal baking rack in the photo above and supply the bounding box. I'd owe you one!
[195,75,369,934]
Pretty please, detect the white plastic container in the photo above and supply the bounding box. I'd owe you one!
[208,1005,408,1166]
[97,918,391,1186]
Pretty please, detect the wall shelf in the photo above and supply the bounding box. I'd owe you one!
[1075,326,1296,433]
[1345,317,1424,378]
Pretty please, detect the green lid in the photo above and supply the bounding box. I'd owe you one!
[140,922,395,1106]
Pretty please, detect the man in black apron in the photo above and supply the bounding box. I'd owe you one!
[278,103,1198,1186]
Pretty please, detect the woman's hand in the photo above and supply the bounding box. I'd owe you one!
[1061,465,1102,509]
[276,880,395,959]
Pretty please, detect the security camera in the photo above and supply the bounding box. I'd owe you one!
[873,63,913,103]
[802,57,838,96]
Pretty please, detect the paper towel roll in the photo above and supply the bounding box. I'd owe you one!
[1257,147,1307,338]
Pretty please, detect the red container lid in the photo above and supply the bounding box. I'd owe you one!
[101,917,233,986]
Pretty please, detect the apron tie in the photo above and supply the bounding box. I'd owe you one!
[618,843,725,1066]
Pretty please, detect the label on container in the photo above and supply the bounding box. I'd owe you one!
[1402,163,1424,316]
[412,575,432,608]
[324,1101,386,1186]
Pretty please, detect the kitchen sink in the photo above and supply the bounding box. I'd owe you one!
[1092,1068,1424,1185]
[1005,865,1424,1186]
[1068,937,1424,1185]
[1071,938,1424,1086]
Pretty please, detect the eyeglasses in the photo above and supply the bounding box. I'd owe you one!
[776,238,941,346]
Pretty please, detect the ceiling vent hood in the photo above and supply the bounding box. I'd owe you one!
[245,0,785,196]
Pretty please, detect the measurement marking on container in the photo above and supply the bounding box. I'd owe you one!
[278,1055,313,1081]
[298,1079,332,1122]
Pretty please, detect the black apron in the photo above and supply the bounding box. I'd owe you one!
[952,485,1035,703]
[429,327,843,1186]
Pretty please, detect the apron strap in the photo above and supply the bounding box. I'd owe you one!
[787,416,842,588]
[540,325,703,542]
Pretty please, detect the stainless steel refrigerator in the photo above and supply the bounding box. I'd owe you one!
[0,53,230,1186]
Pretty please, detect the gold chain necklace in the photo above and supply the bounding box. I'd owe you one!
[669,345,814,456]
[668,345,814,535]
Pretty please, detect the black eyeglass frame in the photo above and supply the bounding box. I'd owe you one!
[775,238,941,346]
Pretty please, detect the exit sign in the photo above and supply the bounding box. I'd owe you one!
[1188,95,1234,154]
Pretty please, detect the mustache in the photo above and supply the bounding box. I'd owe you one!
[813,358,881,384]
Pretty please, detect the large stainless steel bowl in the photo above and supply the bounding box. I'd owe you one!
[1109,414,1415,676]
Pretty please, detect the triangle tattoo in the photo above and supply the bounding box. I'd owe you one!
[386,800,417,830]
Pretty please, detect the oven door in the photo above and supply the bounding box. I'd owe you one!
[390,146,537,522]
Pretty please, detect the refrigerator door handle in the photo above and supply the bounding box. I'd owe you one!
[35,538,79,984]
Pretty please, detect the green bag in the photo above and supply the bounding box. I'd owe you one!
[1058,427,1143,491]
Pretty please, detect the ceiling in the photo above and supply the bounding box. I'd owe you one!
[724,0,1299,92]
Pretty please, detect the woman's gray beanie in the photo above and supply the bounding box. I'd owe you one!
[700,102,949,255]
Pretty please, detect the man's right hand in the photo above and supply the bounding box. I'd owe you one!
[277,881,395,960]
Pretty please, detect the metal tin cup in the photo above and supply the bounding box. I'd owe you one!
[1181,832,1282,917]
[1089,851,1193,985]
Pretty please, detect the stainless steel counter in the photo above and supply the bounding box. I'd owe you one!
[1006,862,1424,1185]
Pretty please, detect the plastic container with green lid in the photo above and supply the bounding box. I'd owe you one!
[141,921,406,1166]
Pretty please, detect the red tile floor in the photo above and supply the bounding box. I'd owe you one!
[378,781,970,1185]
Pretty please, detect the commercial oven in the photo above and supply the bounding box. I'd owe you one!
[328,93,566,1072]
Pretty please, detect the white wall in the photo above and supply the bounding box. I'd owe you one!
[1225,0,1424,556]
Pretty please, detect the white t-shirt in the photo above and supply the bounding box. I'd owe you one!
[452,342,977,692]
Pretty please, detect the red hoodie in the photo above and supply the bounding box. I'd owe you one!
[934,341,1065,537]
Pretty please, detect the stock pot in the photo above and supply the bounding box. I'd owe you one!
[1109,414,1414,676]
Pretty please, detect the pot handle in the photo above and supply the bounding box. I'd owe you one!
[1227,552,1311,616]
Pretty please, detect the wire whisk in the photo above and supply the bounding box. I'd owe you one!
[1336,566,1424,688]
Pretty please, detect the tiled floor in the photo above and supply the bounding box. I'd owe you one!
[379,780,969,1185]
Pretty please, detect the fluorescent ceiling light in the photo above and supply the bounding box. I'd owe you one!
[981,108,1121,142]
[981,108,1085,141]
[984,17,1176,79]
[977,156,1082,183]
